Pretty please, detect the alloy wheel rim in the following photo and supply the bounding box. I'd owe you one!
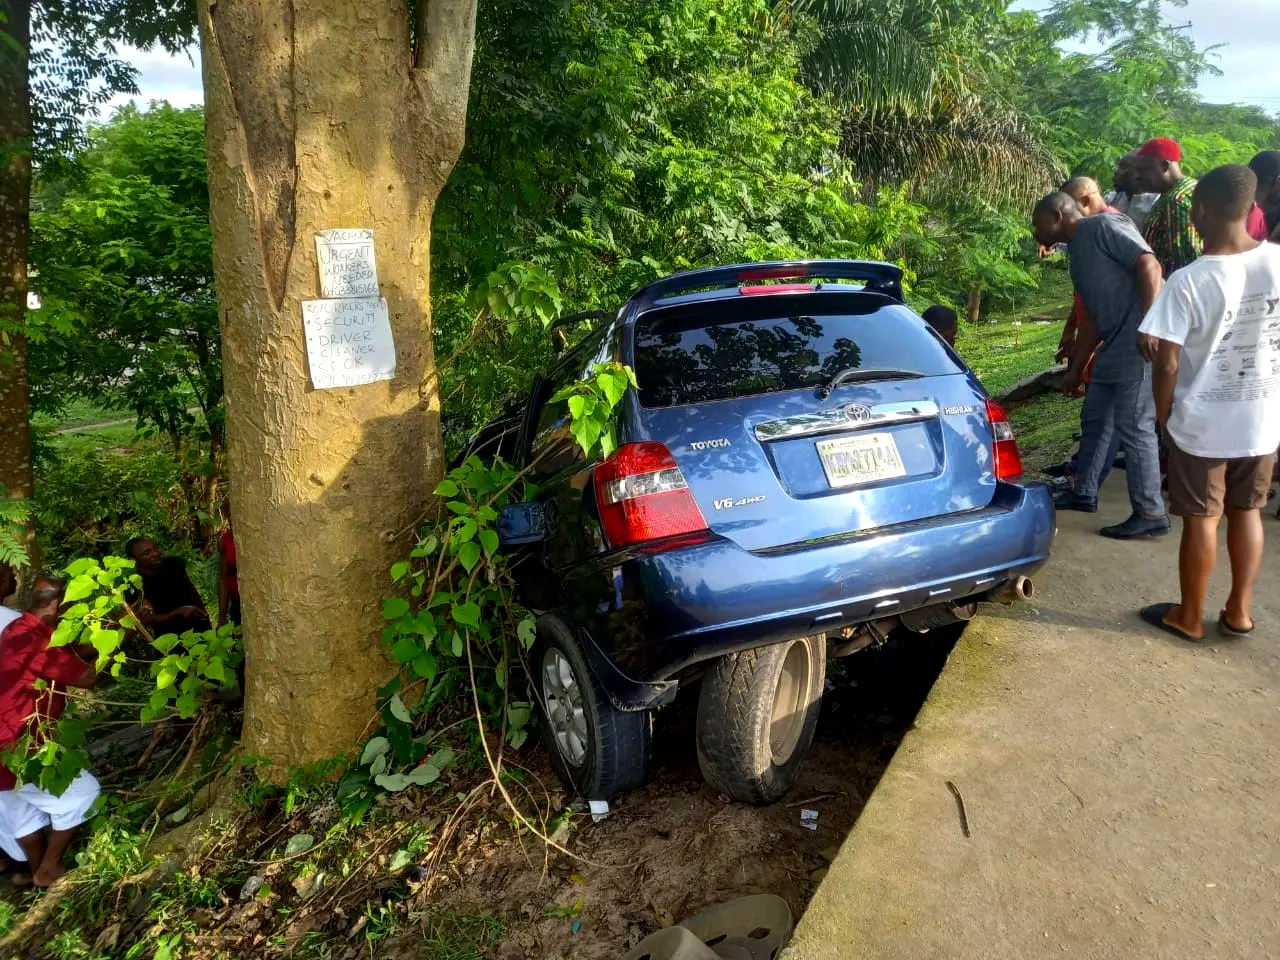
[542,647,589,767]
[769,640,811,765]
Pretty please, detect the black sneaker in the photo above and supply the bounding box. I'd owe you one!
[1054,491,1098,513]
[1044,461,1074,479]
[1100,514,1170,540]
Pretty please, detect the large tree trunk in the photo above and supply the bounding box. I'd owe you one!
[0,0,36,587]
[198,0,477,769]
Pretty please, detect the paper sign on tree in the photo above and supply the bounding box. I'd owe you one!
[302,297,396,389]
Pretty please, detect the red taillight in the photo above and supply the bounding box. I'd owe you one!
[986,399,1023,480]
[594,442,709,547]
[738,283,816,295]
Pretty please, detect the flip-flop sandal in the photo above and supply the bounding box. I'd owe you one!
[1218,612,1254,637]
[1140,603,1203,643]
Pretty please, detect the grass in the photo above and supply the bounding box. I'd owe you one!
[958,266,1074,397]
[32,397,130,430]
[50,423,142,457]
[959,320,1063,397]
[1009,393,1081,474]
[954,264,1079,474]
[418,910,505,960]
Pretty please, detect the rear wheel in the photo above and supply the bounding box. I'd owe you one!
[696,635,826,805]
[531,614,651,800]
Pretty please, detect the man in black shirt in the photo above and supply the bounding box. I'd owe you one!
[1249,151,1280,241]
[125,537,211,637]
[922,305,958,347]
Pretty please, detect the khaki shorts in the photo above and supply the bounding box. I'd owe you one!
[1166,442,1276,518]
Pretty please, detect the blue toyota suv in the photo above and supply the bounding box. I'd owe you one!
[483,260,1055,805]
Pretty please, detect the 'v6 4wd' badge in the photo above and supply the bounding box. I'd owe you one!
[714,495,766,510]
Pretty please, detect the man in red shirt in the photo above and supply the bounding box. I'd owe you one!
[217,519,240,629]
[0,579,100,886]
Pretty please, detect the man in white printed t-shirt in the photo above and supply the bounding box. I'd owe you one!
[1137,164,1280,642]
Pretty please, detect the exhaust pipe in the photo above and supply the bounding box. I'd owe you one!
[900,601,977,634]
[988,575,1034,605]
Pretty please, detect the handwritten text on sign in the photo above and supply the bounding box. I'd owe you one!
[302,297,396,389]
[315,228,379,298]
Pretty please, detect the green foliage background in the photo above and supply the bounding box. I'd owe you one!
[20,0,1280,565]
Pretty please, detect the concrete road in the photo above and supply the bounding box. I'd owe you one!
[786,488,1280,959]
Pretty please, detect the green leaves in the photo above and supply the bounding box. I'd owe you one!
[451,602,481,627]
[382,597,411,620]
[388,695,412,724]
[458,541,482,573]
[360,737,390,767]
[471,262,565,331]
[64,574,100,604]
[555,362,637,458]
[372,747,456,795]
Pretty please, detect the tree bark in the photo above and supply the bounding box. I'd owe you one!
[198,0,477,769]
[965,287,982,325]
[0,0,36,588]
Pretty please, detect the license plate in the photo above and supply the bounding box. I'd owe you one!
[816,433,908,488]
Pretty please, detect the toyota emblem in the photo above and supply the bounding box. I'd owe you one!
[843,403,872,424]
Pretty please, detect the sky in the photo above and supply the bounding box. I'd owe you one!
[109,0,1280,115]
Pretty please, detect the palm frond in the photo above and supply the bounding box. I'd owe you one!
[841,99,1066,206]
[789,0,945,115]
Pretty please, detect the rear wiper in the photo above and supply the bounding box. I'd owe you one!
[818,367,924,400]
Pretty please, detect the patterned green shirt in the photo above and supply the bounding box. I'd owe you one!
[1142,176,1202,277]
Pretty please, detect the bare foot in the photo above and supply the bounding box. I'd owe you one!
[9,872,32,888]
[1222,610,1255,632]
[32,860,66,888]
[1163,605,1205,641]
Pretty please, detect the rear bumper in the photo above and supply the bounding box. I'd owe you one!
[566,481,1054,708]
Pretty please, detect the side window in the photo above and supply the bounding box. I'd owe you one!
[529,324,613,469]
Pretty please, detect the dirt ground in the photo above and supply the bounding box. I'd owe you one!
[0,629,958,960]
[430,628,961,959]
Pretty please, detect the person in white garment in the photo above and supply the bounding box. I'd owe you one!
[1137,164,1280,642]
[0,564,19,635]
[0,579,100,886]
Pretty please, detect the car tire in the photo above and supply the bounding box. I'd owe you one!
[695,634,826,805]
[531,613,652,800]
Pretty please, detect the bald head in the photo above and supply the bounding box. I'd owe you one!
[0,563,15,604]
[1032,192,1083,247]
[1063,176,1107,216]
[27,577,66,623]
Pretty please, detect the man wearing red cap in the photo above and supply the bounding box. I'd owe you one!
[1136,137,1202,277]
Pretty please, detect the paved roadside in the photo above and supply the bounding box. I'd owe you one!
[785,487,1280,959]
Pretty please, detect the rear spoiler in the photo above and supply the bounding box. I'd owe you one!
[629,260,905,309]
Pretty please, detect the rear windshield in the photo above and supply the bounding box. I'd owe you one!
[631,294,962,408]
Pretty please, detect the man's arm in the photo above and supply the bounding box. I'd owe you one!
[1058,296,1082,362]
[1134,252,1165,361]
[1152,339,1181,429]
[1064,309,1101,396]
[36,646,98,690]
